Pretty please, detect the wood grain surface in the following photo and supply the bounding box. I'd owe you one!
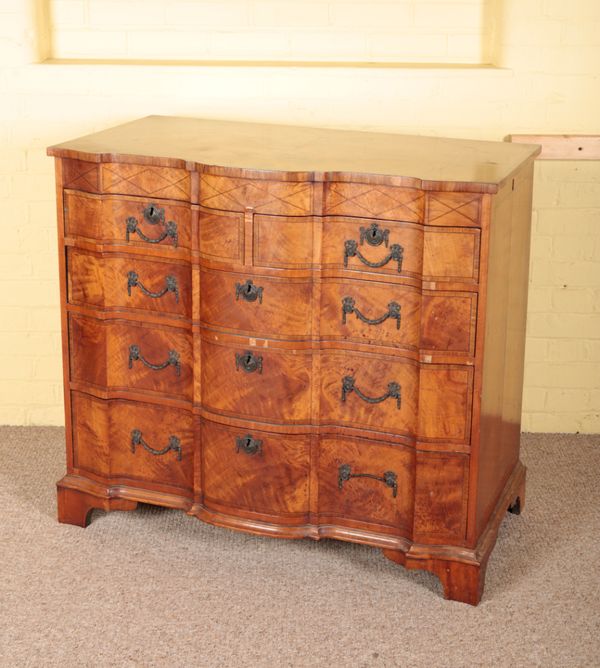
[51,117,536,605]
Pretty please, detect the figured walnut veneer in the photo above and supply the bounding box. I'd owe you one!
[48,116,539,605]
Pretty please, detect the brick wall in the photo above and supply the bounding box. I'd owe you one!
[50,0,490,63]
[522,161,600,433]
[0,0,598,430]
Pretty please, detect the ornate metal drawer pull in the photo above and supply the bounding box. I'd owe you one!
[344,239,404,272]
[127,271,179,303]
[235,350,263,374]
[338,464,398,498]
[360,222,389,247]
[130,429,181,461]
[341,375,401,409]
[142,203,165,225]
[236,279,263,303]
[342,297,401,329]
[235,434,263,456]
[128,344,181,376]
[126,217,178,247]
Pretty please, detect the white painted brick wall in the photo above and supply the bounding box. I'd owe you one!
[48,0,492,63]
[0,0,599,431]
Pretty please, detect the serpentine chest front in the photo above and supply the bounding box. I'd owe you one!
[49,117,538,605]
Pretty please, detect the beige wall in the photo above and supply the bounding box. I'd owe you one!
[0,0,598,431]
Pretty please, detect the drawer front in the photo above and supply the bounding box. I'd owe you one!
[71,391,193,490]
[69,314,192,400]
[426,191,482,227]
[199,208,244,263]
[202,420,310,518]
[414,451,469,543]
[417,365,473,445]
[253,214,314,269]
[324,182,424,223]
[322,217,423,279]
[318,435,414,533]
[200,174,313,215]
[200,268,312,338]
[64,191,192,251]
[320,279,421,351]
[101,163,191,201]
[320,352,419,436]
[423,227,480,282]
[67,248,192,319]
[420,290,477,356]
[201,339,312,423]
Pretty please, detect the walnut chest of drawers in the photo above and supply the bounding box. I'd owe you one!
[48,117,539,605]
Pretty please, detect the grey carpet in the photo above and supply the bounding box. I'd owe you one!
[0,427,598,668]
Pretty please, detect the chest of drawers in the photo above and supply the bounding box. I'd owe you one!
[48,117,539,605]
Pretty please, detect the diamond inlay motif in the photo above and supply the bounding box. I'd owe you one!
[63,159,100,193]
[426,192,482,227]
[325,183,424,222]
[200,175,312,215]
[101,164,191,201]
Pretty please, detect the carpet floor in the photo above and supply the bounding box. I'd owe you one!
[0,428,598,667]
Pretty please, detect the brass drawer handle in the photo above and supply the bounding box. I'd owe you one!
[126,217,178,247]
[341,375,401,409]
[235,350,263,374]
[127,271,179,303]
[130,429,181,461]
[344,239,404,272]
[342,297,401,329]
[235,434,263,456]
[236,279,263,303]
[128,344,181,376]
[338,464,398,498]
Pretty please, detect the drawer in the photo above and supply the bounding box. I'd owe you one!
[426,191,482,227]
[420,290,477,356]
[414,451,469,543]
[199,208,244,263]
[71,391,193,491]
[320,352,419,437]
[200,174,313,215]
[67,248,192,319]
[100,163,191,201]
[423,227,480,283]
[253,214,315,269]
[318,435,414,534]
[200,268,312,338]
[201,339,312,423]
[320,279,421,351]
[322,217,480,283]
[324,182,424,223]
[64,191,192,251]
[69,313,192,400]
[322,217,423,279]
[417,365,473,446]
[321,281,477,356]
[202,420,310,519]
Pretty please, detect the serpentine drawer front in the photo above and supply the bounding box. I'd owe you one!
[49,116,539,605]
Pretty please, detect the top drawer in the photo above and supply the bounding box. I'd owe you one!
[61,159,191,202]
[64,191,192,252]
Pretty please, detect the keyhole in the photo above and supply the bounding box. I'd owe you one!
[244,354,252,365]
[245,284,252,294]
[370,229,377,239]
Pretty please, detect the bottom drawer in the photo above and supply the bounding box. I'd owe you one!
[202,420,311,521]
[71,391,193,492]
[318,435,414,535]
